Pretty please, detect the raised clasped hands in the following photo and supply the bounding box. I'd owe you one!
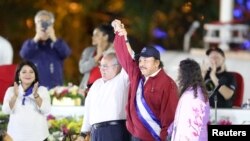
[111,19,127,38]
[111,19,122,32]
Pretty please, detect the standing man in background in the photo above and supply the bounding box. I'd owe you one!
[20,10,71,89]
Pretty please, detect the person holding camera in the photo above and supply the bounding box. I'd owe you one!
[20,10,71,89]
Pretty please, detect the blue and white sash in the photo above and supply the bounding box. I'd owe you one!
[135,78,161,141]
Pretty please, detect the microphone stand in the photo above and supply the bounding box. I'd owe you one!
[210,85,220,125]
[214,94,218,124]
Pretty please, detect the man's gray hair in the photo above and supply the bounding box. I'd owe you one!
[34,10,55,24]
[103,52,120,67]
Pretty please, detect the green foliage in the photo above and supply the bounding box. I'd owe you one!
[47,115,83,141]
[48,116,82,133]
[0,110,9,131]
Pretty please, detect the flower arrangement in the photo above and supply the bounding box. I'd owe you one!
[49,83,83,106]
[217,118,232,125]
[209,116,232,125]
[47,114,83,141]
[49,83,82,99]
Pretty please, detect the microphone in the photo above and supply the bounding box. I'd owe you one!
[209,85,220,98]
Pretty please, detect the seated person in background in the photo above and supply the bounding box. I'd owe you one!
[78,23,114,97]
[0,36,13,65]
[77,52,130,141]
[2,61,51,141]
[19,10,71,89]
[201,47,236,108]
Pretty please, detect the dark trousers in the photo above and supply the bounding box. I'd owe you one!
[91,121,130,141]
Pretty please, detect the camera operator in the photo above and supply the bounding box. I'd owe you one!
[20,10,71,89]
[33,11,55,42]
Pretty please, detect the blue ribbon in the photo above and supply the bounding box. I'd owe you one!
[22,86,34,105]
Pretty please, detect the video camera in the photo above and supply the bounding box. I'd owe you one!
[41,21,52,32]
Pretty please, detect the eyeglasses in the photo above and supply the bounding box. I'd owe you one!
[98,64,118,69]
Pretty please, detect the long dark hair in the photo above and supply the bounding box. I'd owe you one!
[14,61,39,88]
[177,58,208,101]
[96,23,115,43]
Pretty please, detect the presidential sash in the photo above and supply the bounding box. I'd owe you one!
[135,78,161,141]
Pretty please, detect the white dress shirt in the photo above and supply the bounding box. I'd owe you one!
[81,69,129,132]
[2,85,51,141]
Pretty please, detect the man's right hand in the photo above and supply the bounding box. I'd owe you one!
[75,134,90,141]
[111,19,128,39]
[75,136,84,141]
[111,19,122,32]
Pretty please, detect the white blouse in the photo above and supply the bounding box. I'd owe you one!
[2,85,51,141]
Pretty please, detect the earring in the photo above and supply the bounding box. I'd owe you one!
[19,80,21,84]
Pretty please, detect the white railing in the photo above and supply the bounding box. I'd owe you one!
[203,23,249,49]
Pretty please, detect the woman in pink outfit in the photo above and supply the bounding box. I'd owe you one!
[170,59,210,141]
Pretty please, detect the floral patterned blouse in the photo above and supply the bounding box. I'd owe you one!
[170,87,210,141]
